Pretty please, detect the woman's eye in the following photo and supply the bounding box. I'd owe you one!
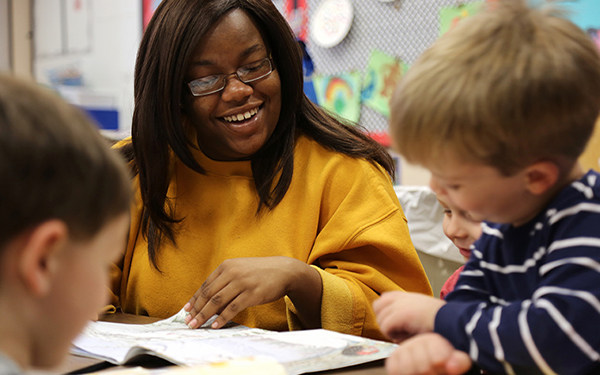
[191,75,220,88]
[240,64,261,74]
[244,64,261,72]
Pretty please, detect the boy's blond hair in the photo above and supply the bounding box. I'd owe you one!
[390,0,600,175]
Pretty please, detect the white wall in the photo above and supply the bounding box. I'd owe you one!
[11,0,33,79]
[401,157,431,186]
[33,0,141,134]
[0,0,10,73]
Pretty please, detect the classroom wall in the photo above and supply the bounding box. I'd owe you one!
[0,0,10,73]
[32,0,140,135]
[25,0,455,186]
[11,0,32,80]
[22,1,599,182]
[580,118,600,172]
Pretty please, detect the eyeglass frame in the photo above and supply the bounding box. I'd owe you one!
[186,56,275,97]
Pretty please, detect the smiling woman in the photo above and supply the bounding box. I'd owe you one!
[112,0,432,340]
[182,10,281,161]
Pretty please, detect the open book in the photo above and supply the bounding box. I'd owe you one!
[71,309,397,375]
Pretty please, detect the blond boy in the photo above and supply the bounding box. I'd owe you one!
[0,75,131,374]
[374,0,600,374]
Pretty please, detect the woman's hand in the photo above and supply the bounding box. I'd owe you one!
[184,256,322,329]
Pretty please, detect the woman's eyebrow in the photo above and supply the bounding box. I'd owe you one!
[241,44,265,57]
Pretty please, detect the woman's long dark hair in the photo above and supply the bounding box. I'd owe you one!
[121,0,395,269]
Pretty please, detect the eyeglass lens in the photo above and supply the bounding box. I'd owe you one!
[188,57,272,96]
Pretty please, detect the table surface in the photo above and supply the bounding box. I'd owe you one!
[56,313,388,375]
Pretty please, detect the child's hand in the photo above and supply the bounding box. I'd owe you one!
[385,333,472,375]
[374,291,446,342]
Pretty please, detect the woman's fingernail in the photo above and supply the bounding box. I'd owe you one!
[212,321,219,329]
[184,302,191,311]
[188,319,197,329]
[184,315,191,324]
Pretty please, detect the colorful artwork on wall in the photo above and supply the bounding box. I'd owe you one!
[588,29,600,50]
[313,72,361,123]
[143,0,163,31]
[284,0,309,42]
[361,50,408,118]
[530,0,600,31]
[439,2,484,36]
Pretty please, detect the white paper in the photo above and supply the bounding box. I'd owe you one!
[72,309,396,375]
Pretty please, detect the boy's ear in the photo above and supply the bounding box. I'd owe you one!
[18,220,68,296]
[524,161,559,195]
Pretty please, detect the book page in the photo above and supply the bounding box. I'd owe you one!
[72,309,397,375]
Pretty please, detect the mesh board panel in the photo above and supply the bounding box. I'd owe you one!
[273,0,481,134]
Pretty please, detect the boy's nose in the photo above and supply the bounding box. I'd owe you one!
[446,218,467,239]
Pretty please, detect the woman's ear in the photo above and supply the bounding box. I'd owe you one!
[18,220,68,296]
[524,161,560,196]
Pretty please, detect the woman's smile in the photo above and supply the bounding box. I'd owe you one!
[182,9,282,161]
[222,106,259,123]
[217,105,264,137]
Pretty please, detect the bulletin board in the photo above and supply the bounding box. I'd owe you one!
[273,0,600,146]
[273,0,485,145]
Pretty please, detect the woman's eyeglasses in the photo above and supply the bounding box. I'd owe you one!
[187,56,274,97]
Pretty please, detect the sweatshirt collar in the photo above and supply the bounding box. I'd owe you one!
[188,145,253,178]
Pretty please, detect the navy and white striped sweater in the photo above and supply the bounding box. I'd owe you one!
[435,170,600,375]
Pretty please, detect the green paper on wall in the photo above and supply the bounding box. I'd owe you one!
[361,50,408,118]
[313,72,362,123]
[439,2,484,36]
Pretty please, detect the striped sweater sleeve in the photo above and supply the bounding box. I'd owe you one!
[434,172,600,375]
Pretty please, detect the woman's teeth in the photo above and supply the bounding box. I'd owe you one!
[223,107,258,122]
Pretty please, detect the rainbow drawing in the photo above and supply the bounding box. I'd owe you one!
[313,72,361,123]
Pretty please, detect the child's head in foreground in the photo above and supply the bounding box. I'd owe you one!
[0,75,131,370]
[390,0,600,226]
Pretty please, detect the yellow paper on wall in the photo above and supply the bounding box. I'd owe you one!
[580,117,600,172]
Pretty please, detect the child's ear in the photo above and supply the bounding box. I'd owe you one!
[524,161,559,195]
[18,220,68,296]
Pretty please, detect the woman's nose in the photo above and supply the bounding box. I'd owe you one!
[221,74,253,102]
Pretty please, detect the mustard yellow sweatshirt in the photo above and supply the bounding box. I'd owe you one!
[111,135,432,340]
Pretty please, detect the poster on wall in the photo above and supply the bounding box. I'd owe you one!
[529,0,600,31]
[313,72,361,123]
[143,0,163,31]
[439,2,484,36]
[361,49,408,118]
[589,29,600,50]
[284,0,309,42]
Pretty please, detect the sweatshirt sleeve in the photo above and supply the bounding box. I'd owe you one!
[435,212,600,375]
[286,157,432,340]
